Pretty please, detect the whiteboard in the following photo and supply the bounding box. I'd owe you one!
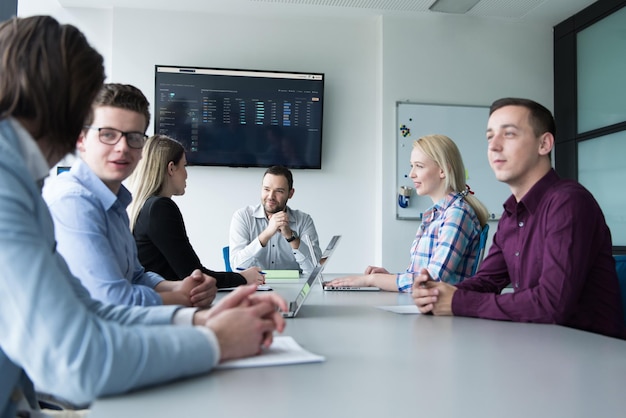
[396,102,510,220]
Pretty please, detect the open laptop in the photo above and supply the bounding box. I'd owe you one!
[302,234,340,277]
[313,234,341,269]
[303,234,377,291]
[280,262,324,318]
[316,236,380,291]
[322,278,380,291]
[281,235,342,318]
[322,276,380,291]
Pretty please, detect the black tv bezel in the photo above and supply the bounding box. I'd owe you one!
[154,65,325,170]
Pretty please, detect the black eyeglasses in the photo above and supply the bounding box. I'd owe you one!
[84,126,147,149]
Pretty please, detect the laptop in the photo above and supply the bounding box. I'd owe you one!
[280,235,342,318]
[322,278,380,292]
[313,234,341,269]
[317,236,380,291]
[302,234,377,291]
[302,234,340,277]
[280,262,324,318]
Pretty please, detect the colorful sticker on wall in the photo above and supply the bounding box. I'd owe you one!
[399,124,410,137]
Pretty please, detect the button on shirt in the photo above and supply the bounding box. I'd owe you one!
[452,169,625,339]
[396,192,481,292]
[43,159,165,306]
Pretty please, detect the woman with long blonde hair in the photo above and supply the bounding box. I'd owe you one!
[129,135,263,288]
[327,134,488,291]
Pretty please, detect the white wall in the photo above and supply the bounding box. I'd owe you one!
[18,0,555,274]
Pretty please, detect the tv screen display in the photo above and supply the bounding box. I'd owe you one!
[154,65,324,169]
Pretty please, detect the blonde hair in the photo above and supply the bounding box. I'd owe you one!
[414,134,489,227]
[128,135,185,230]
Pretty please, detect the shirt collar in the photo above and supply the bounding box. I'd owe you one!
[72,159,133,210]
[503,169,559,215]
[434,192,462,212]
[423,192,462,222]
[253,203,290,219]
[9,118,50,185]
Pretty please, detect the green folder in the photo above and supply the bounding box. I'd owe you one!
[264,270,300,280]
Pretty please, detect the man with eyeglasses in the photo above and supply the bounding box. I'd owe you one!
[43,83,218,308]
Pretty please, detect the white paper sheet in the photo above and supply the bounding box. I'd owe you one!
[216,336,325,369]
[376,305,421,315]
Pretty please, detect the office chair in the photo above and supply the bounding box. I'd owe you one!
[470,224,490,276]
[222,246,232,272]
[613,255,626,325]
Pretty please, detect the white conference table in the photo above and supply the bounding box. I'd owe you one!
[90,274,626,418]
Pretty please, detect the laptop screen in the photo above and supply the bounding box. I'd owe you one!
[289,262,324,316]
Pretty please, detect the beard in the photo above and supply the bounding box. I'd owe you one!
[263,199,286,214]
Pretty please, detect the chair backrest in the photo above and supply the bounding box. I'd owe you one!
[222,246,232,272]
[613,255,626,325]
[470,224,490,276]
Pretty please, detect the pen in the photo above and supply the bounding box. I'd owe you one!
[236,267,267,275]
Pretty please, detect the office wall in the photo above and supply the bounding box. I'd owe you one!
[19,0,554,274]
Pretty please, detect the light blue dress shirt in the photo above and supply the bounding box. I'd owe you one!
[43,159,165,306]
[229,204,322,275]
[0,118,218,418]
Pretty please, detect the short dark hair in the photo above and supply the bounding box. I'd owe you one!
[490,97,556,138]
[264,165,293,190]
[85,83,151,131]
[0,15,104,156]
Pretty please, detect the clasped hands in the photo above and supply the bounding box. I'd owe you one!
[194,285,288,361]
[266,211,293,240]
[177,269,218,308]
[156,269,217,308]
[411,268,457,316]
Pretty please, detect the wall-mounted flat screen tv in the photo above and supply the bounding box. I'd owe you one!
[154,65,324,169]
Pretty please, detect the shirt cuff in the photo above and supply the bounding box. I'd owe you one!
[172,308,221,366]
[195,326,221,367]
[396,272,415,292]
[172,307,198,326]
[293,248,306,262]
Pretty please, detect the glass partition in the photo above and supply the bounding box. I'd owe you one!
[578,131,626,246]
[577,6,626,133]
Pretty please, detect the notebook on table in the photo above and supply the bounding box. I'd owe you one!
[263,269,301,284]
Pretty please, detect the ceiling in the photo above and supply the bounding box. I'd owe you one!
[58,0,598,26]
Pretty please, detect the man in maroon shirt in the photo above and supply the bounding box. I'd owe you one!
[412,97,625,339]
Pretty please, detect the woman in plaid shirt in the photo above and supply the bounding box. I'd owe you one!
[328,134,489,291]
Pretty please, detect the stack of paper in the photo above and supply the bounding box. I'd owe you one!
[216,336,325,369]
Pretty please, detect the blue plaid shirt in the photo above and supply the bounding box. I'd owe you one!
[397,192,481,292]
